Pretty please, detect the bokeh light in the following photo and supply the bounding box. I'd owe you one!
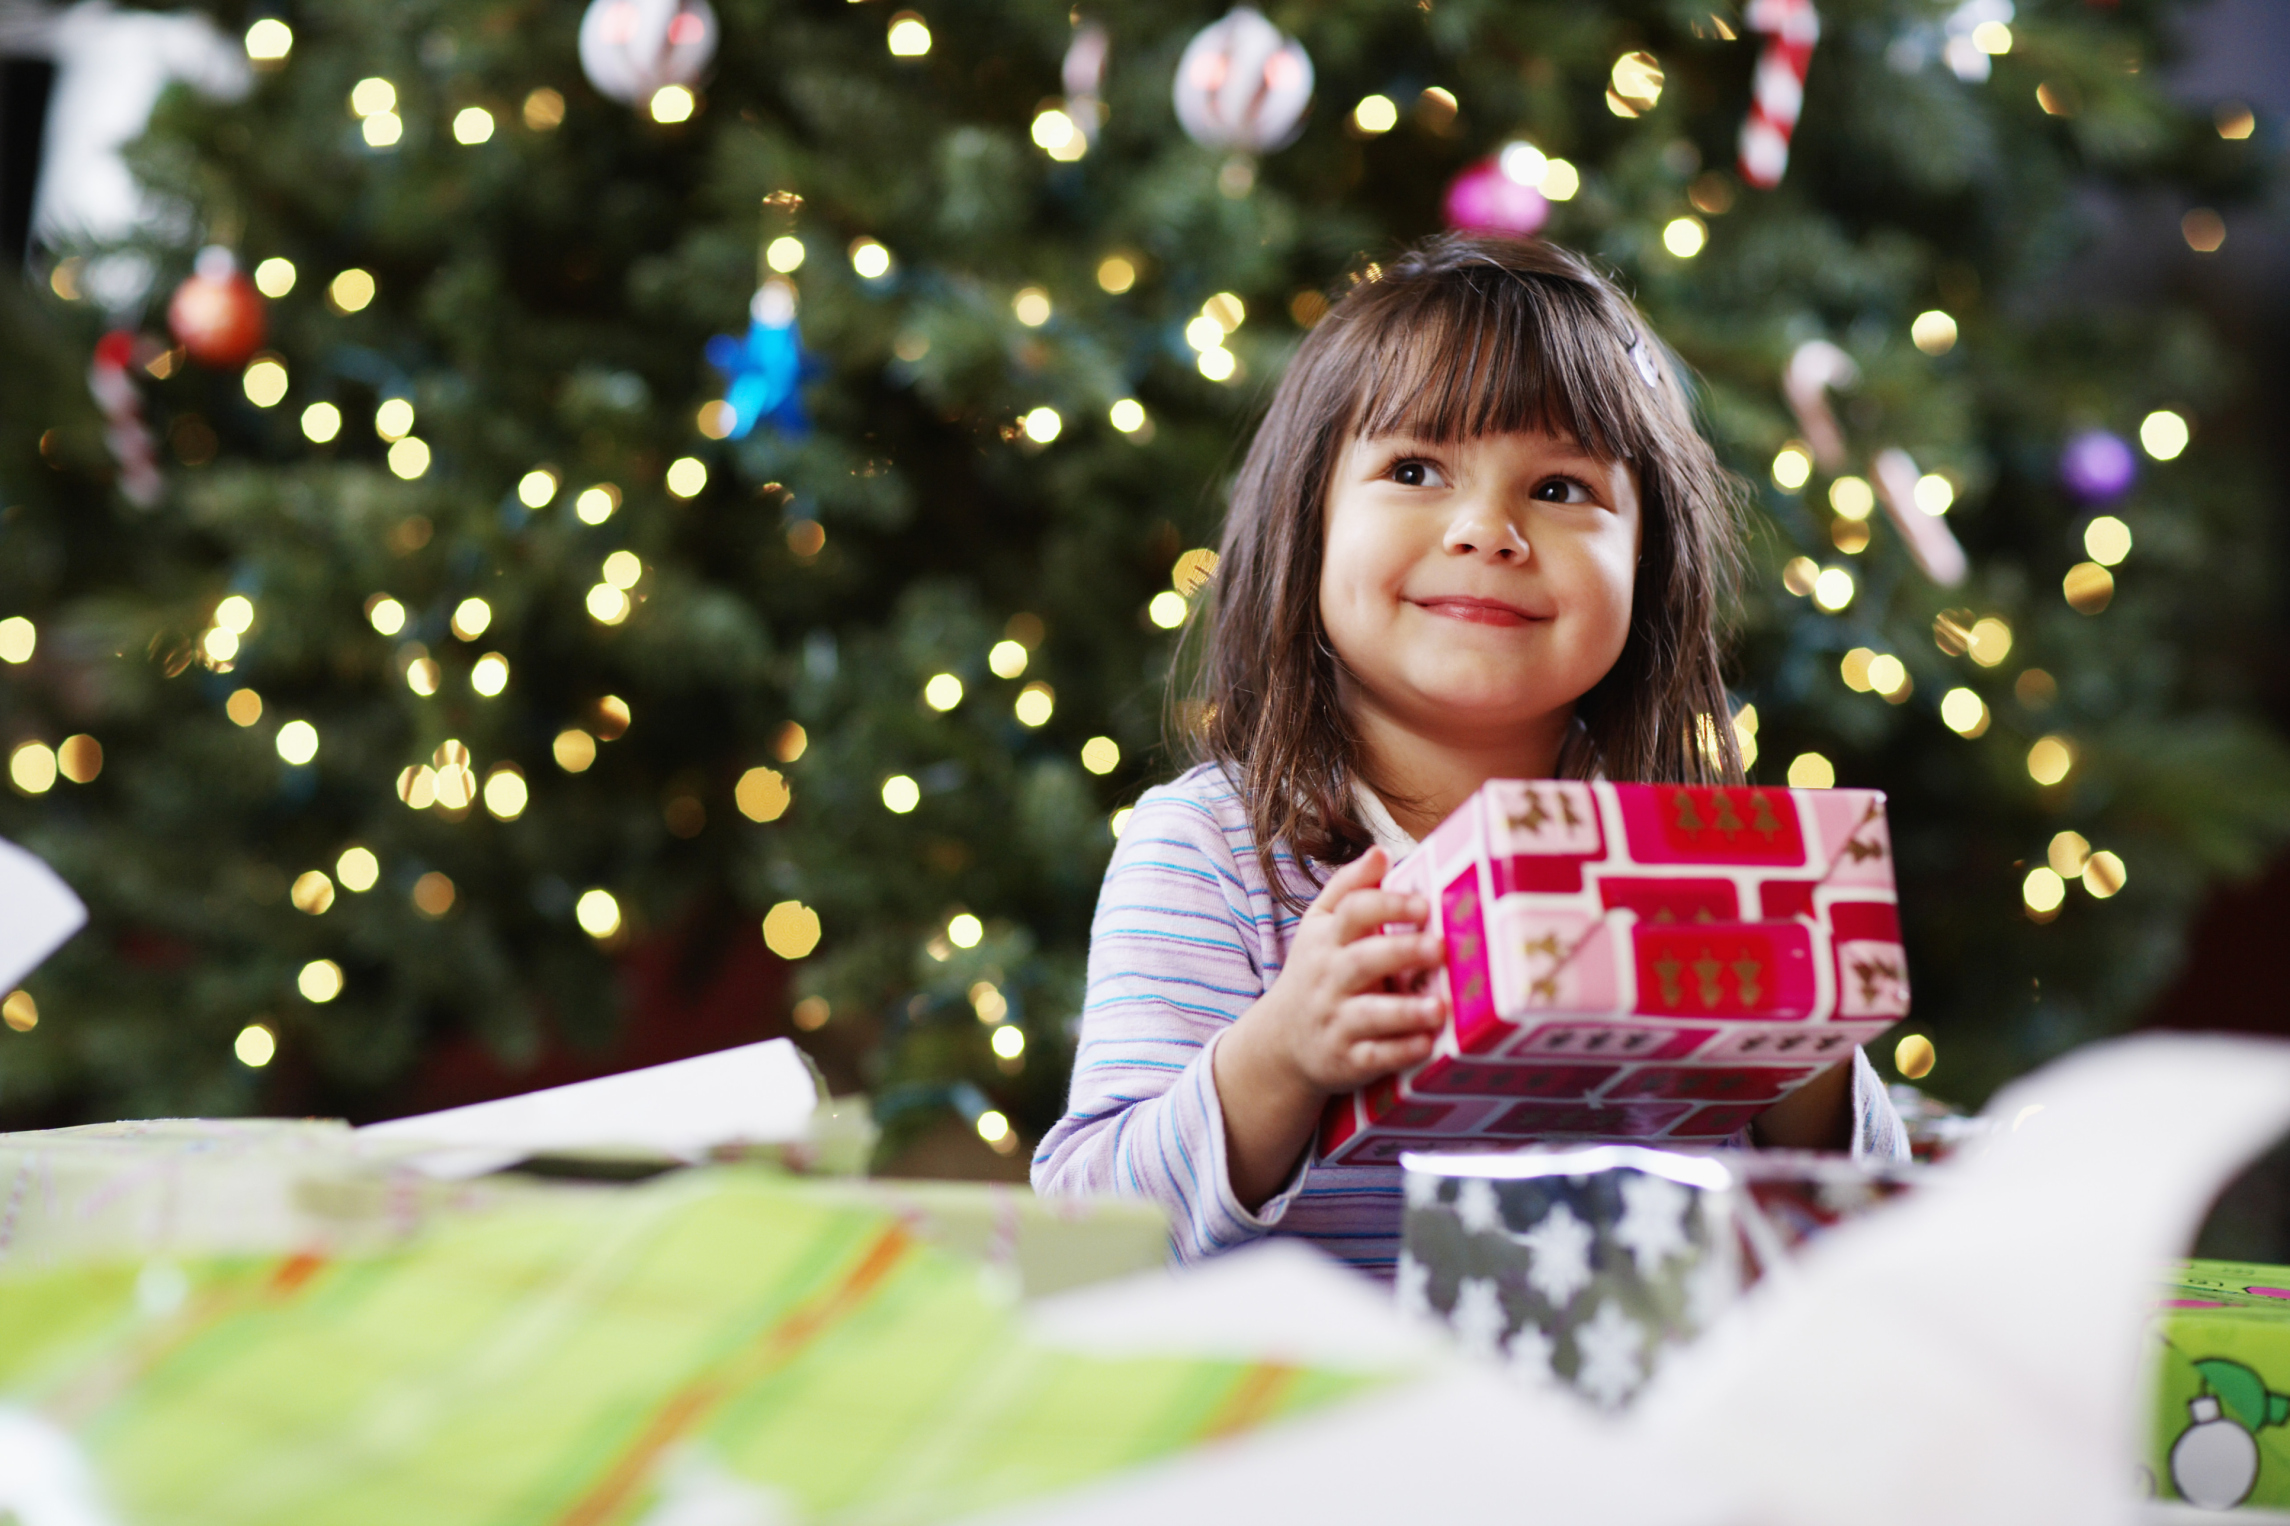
[9,742,56,795]
[275,720,319,766]
[297,959,343,1002]
[1911,310,1958,355]
[553,729,597,773]
[1940,688,1989,737]
[2140,410,2189,460]
[736,766,791,822]
[336,846,379,892]
[1786,752,1835,789]
[763,901,822,958]
[2026,735,2074,786]
[1771,445,1812,491]
[1352,94,1397,134]
[2084,516,2133,566]
[575,888,622,939]
[482,765,526,819]
[0,617,34,665]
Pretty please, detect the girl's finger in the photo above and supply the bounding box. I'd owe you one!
[1334,931,1443,989]
[1329,888,1430,944]
[1332,993,1447,1041]
[1339,1032,1438,1082]
[1303,848,1387,917]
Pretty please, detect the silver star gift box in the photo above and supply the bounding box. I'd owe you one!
[1394,1145,1918,1409]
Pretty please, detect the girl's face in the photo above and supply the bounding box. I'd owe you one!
[1319,427,1642,750]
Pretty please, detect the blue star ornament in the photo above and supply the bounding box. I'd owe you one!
[705,282,814,438]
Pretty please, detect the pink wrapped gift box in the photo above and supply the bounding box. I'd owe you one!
[1318,780,1910,1164]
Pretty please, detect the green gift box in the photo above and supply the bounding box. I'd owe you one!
[2149,1260,2290,1511]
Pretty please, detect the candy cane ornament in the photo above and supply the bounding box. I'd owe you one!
[89,331,163,509]
[1783,339,1857,473]
[1871,448,1968,588]
[1738,0,1819,190]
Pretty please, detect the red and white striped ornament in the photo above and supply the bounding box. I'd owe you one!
[89,331,162,509]
[1737,0,1819,189]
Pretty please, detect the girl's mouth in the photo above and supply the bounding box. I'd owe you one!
[1407,595,1548,627]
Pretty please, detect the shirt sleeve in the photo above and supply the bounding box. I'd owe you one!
[1846,1045,1911,1163]
[1029,781,1309,1261]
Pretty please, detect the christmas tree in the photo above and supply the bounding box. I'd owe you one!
[2,0,2284,1155]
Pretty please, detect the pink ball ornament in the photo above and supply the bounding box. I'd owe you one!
[1172,8,1314,154]
[1443,156,1549,237]
[578,0,718,107]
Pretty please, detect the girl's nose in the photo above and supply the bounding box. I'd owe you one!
[1443,500,1532,562]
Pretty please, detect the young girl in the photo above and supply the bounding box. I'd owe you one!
[1033,235,1906,1274]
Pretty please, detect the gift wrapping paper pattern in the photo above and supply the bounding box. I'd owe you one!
[0,1170,1366,1525]
[1398,1151,1741,1408]
[2147,1261,2290,1511]
[1321,780,1910,1163]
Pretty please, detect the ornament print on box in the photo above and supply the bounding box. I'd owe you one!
[166,246,264,369]
[2168,1359,2289,1510]
[705,280,812,439]
[579,0,718,106]
[1171,8,1313,154]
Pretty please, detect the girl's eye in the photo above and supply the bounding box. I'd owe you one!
[1389,459,1447,488]
[1533,476,1596,505]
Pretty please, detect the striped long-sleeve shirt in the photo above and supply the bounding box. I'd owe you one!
[1032,761,1909,1273]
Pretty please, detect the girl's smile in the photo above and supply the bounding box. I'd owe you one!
[1406,594,1550,625]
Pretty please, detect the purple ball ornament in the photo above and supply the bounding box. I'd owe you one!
[1443,149,1550,237]
[2060,429,2137,503]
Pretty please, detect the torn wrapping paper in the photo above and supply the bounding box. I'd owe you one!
[0,1117,439,1272]
[1321,779,1908,1163]
[0,1047,873,1270]
[357,1037,839,1177]
[966,1034,2290,1526]
[0,836,86,993]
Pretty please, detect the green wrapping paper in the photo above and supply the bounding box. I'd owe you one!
[0,1169,1367,1526]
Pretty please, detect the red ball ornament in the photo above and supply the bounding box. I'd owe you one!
[167,247,266,369]
[1443,155,1549,237]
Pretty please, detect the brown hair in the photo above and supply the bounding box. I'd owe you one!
[1188,234,1744,907]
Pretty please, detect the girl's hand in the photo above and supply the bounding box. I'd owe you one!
[1212,848,1448,1208]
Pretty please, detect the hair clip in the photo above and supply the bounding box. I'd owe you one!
[1625,333,1662,390]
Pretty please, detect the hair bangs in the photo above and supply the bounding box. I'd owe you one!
[1343,268,1657,466]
